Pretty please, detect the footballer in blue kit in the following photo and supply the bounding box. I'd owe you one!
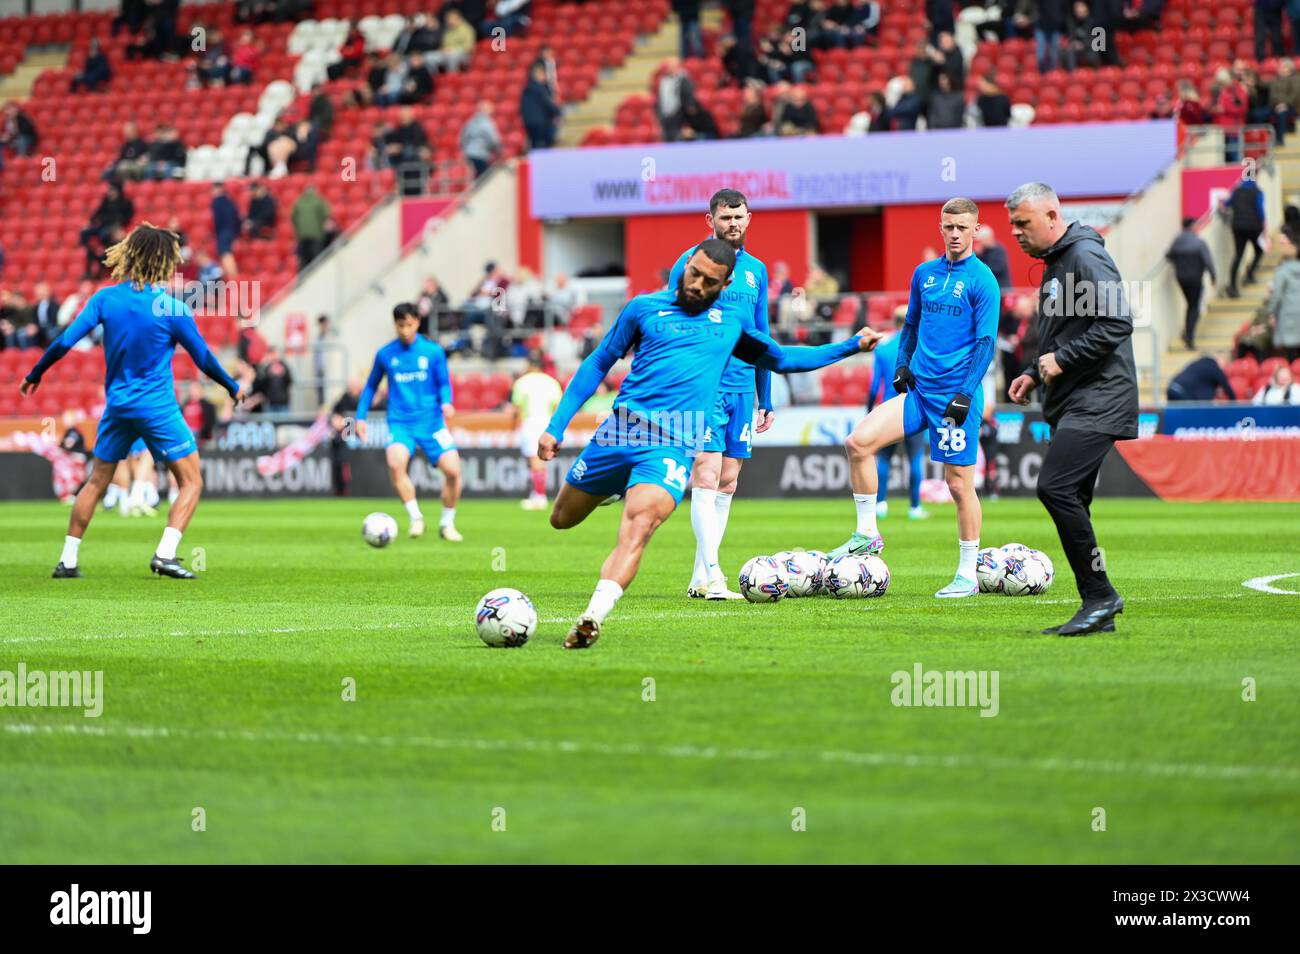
[354,303,463,541]
[20,224,244,579]
[665,188,775,601]
[830,198,1000,598]
[538,238,882,649]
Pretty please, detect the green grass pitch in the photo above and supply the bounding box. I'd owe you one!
[2,496,1298,864]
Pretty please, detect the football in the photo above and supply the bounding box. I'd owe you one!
[739,556,788,603]
[775,550,824,598]
[976,547,1007,593]
[361,512,399,548]
[1000,542,1032,556]
[824,555,869,598]
[474,587,538,647]
[860,554,891,597]
[1028,549,1055,590]
[1001,552,1053,596]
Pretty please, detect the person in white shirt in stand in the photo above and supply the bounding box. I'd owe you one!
[511,352,564,509]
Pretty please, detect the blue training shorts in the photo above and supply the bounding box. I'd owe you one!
[703,390,755,458]
[903,386,982,467]
[566,437,693,506]
[387,419,456,463]
[95,407,196,463]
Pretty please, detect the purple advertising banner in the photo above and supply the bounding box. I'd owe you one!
[529,121,1178,219]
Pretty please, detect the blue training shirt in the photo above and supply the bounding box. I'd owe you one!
[26,281,240,410]
[546,289,860,450]
[667,242,772,406]
[870,331,902,409]
[897,254,1000,398]
[356,336,452,425]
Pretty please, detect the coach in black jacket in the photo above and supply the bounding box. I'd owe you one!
[1005,182,1137,636]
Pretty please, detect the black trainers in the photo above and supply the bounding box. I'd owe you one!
[52,562,82,579]
[150,555,197,579]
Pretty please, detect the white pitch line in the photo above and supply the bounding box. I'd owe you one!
[3,720,1295,783]
[0,593,1250,645]
[1243,573,1300,596]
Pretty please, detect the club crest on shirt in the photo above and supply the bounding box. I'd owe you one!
[418,356,428,370]
[952,280,965,298]
[744,271,757,288]
[390,357,399,367]
[708,307,723,323]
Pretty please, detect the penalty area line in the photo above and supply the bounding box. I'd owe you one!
[2,720,1296,783]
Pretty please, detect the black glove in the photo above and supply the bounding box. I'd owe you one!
[943,393,972,426]
[893,366,915,393]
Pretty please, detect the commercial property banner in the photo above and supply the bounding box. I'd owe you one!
[529,121,1178,219]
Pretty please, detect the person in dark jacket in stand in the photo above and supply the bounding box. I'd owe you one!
[1165,217,1217,348]
[1224,175,1266,297]
[1005,182,1138,637]
[1165,354,1236,401]
[520,63,561,150]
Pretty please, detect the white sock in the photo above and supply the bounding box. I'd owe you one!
[118,492,131,515]
[690,488,718,585]
[157,526,183,560]
[959,539,979,579]
[103,484,120,508]
[714,491,733,539]
[144,483,160,508]
[854,493,878,536]
[129,480,146,508]
[404,498,423,521]
[439,507,456,528]
[583,578,624,624]
[60,535,81,568]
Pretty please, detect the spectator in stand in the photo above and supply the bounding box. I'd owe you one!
[1254,364,1300,404]
[1270,58,1300,141]
[245,116,288,176]
[243,181,277,239]
[1062,1,1101,71]
[394,14,439,55]
[292,183,332,271]
[907,40,934,101]
[926,31,965,90]
[674,0,705,59]
[251,348,294,414]
[531,44,561,99]
[545,272,584,324]
[368,120,392,170]
[926,0,956,39]
[1120,0,1166,30]
[721,35,764,85]
[312,314,332,404]
[20,282,61,348]
[144,123,186,180]
[385,107,432,195]
[725,0,757,49]
[460,100,501,179]
[1267,241,1300,361]
[1212,66,1249,162]
[211,182,241,276]
[1092,0,1124,66]
[375,53,408,107]
[1166,355,1236,402]
[1224,174,1266,298]
[802,263,840,326]
[521,62,561,150]
[293,119,319,171]
[327,20,367,80]
[926,71,966,129]
[436,9,477,72]
[195,252,224,305]
[238,322,269,366]
[1149,91,1175,119]
[481,0,532,37]
[656,58,695,141]
[306,85,333,140]
[975,74,1011,126]
[80,182,134,277]
[0,103,37,156]
[1166,217,1217,349]
[845,90,888,134]
[768,260,794,326]
[974,226,1012,287]
[1241,67,1280,145]
[197,27,232,86]
[71,38,112,93]
[777,84,820,135]
[107,121,150,181]
[329,377,363,494]
[888,76,926,130]
[680,98,721,139]
[181,381,217,443]
[1031,0,1069,73]
[997,294,1031,392]
[1257,0,1287,60]
[737,83,769,136]
[416,276,450,329]
[58,280,95,329]
[402,53,435,104]
[846,0,882,46]
[1290,0,1300,56]
[229,30,261,84]
[1175,80,1209,124]
[0,291,32,349]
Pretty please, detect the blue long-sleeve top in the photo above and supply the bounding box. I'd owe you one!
[895,253,999,399]
[356,335,453,424]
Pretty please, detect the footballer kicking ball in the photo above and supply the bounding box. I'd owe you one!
[474,587,538,647]
[1001,551,1053,596]
[739,556,789,603]
[774,550,824,598]
[362,512,399,548]
[976,547,1007,593]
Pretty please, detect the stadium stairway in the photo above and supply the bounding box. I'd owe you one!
[555,13,678,147]
[0,49,66,103]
